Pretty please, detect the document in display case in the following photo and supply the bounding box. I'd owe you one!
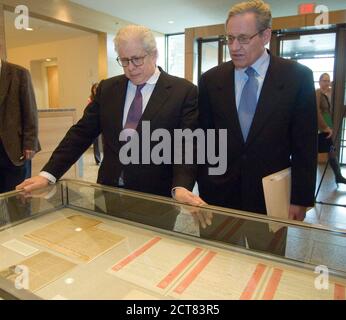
[0,179,345,300]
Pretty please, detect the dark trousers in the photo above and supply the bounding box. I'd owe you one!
[0,141,25,193]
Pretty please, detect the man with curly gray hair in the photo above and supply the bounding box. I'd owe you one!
[19,25,204,208]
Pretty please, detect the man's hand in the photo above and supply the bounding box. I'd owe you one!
[23,149,36,160]
[323,127,333,139]
[190,209,213,229]
[174,188,212,229]
[174,188,207,207]
[288,204,307,221]
[16,176,50,193]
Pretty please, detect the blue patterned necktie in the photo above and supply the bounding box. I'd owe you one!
[124,83,146,130]
[238,67,259,141]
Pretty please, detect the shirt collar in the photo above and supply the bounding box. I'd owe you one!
[129,67,161,87]
[236,50,270,78]
[146,67,160,85]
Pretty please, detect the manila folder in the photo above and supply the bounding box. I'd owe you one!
[262,168,291,220]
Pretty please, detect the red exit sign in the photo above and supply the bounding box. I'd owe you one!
[299,3,316,14]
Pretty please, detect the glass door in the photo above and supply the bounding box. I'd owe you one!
[197,37,224,81]
[278,32,336,89]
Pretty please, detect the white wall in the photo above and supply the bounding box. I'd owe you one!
[30,60,48,108]
[107,33,123,78]
[8,34,99,119]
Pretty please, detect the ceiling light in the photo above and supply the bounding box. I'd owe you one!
[46,58,52,62]
[168,21,174,24]
[64,278,75,285]
[25,27,34,31]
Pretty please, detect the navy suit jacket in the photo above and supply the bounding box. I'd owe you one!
[43,69,198,197]
[198,54,317,214]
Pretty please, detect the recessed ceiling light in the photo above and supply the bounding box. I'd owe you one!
[64,278,75,285]
[168,21,174,24]
[25,27,34,31]
[46,58,52,62]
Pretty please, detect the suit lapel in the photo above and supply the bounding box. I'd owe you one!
[216,62,244,143]
[245,55,285,145]
[0,61,11,109]
[114,76,128,133]
[104,75,128,144]
[136,70,171,132]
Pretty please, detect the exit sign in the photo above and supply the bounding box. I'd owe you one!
[299,3,316,14]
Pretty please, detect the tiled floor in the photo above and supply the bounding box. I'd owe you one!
[307,163,346,230]
[80,148,346,231]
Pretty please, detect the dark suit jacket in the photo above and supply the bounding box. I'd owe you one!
[198,54,317,214]
[0,60,40,166]
[43,69,198,197]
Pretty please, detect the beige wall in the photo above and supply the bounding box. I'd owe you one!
[8,34,98,119]
[30,60,48,108]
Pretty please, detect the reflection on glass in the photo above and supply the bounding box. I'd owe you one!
[167,33,185,78]
[280,32,336,89]
[222,42,231,63]
[1,180,346,300]
[201,41,218,74]
[65,180,346,274]
[0,185,63,229]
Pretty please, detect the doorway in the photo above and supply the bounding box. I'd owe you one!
[274,28,346,165]
[47,65,59,108]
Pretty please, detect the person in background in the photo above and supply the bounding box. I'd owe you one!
[198,0,317,221]
[0,58,40,193]
[316,73,346,185]
[88,82,102,165]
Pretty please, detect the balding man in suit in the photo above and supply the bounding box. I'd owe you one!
[198,0,317,221]
[0,58,40,193]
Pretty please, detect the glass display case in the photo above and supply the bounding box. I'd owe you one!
[0,179,345,300]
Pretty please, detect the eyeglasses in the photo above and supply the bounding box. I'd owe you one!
[116,55,148,67]
[224,29,266,45]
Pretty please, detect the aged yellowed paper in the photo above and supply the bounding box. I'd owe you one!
[25,215,125,262]
[0,252,76,292]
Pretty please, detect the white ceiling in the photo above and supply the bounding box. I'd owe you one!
[70,0,346,34]
[4,0,346,49]
[5,11,92,49]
